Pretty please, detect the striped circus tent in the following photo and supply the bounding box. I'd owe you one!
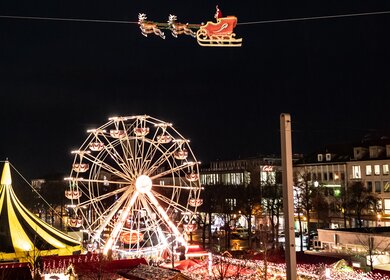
[0,161,83,261]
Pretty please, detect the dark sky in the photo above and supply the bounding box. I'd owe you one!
[1,1,390,179]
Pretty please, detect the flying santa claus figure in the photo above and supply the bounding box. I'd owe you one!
[214,5,222,20]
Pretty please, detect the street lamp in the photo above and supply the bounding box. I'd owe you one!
[377,213,382,227]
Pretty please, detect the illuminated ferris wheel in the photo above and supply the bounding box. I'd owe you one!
[65,115,202,257]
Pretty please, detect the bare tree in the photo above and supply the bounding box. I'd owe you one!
[237,184,262,248]
[199,185,220,249]
[23,233,42,280]
[262,182,283,248]
[311,185,331,229]
[339,184,350,228]
[354,231,390,271]
[347,181,378,228]
[200,184,239,251]
[294,168,314,251]
[211,254,248,280]
[255,230,272,280]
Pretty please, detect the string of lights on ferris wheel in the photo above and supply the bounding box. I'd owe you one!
[1,9,389,47]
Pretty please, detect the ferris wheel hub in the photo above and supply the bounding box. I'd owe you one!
[135,175,152,193]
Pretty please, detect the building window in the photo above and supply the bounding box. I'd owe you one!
[367,181,373,192]
[352,166,361,179]
[261,170,276,185]
[375,181,381,193]
[201,174,220,185]
[374,165,381,175]
[366,165,372,176]
[384,199,390,214]
[383,164,389,175]
[384,181,390,192]
[225,198,236,211]
[221,173,244,185]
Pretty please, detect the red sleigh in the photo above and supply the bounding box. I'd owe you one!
[196,16,242,47]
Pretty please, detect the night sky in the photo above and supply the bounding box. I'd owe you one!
[1,1,390,179]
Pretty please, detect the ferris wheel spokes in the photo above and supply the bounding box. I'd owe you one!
[150,161,198,180]
[75,186,128,209]
[103,190,139,254]
[152,191,194,214]
[141,143,177,176]
[141,198,180,252]
[92,187,134,243]
[88,129,136,178]
[151,183,199,191]
[67,176,130,186]
[145,190,186,245]
[137,125,176,174]
[139,196,170,251]
[82,152,133,182]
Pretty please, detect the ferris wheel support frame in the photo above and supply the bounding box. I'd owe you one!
[103,191,139,255]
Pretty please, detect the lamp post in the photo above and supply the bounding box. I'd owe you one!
[280,113,297,280]
[377,213,382,227]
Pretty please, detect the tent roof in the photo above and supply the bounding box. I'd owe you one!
[0,161,82,261]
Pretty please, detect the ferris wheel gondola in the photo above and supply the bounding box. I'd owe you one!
[65,115,202,258]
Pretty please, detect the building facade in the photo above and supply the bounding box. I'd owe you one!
[200,156,282,188]
[199,155,284,231]
[347,144,390,226]
[200,139,390,228]
[295,140,390,229]
[294,152,348,229]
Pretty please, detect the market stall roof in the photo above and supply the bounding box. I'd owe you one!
[123,264,191,280]
[0,161,82,261]
[174,258,200,271]
[39,254,147,279]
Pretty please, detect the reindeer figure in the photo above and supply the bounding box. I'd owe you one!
[167,14,196,38]
[138,13,165,39]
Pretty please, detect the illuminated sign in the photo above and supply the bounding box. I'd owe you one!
[262,166,274,172]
